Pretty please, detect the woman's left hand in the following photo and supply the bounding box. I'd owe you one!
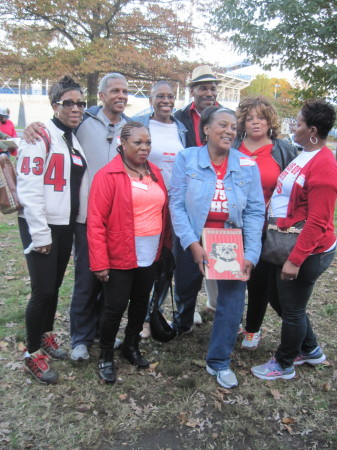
[189,241,208,276]
[36,244,52,255]
[280,259,300,281]
[242,259,254,281]
[94,269,110,282]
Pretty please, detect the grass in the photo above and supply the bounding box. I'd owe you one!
[1,213,337,449]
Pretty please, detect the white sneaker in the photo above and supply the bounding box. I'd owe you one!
[193,310,203,325]
[71,344,89,361]
[241,330,261,350]
[206,365,238,388]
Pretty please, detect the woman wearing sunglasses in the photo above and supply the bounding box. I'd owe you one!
[17,76,89,384]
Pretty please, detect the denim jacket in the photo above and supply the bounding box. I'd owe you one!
[169,145,265,265]
[132,113,187,148]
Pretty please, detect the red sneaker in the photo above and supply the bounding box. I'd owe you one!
[41,332,68,360]
[24,350,59,384]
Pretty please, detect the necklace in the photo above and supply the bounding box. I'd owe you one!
[212,156,228,176]
[123,159,150,180]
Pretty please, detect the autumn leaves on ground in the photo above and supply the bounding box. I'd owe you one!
[1,213,337,449]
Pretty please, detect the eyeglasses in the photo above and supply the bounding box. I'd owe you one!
[54,100,87,109]
[155,94,175,100]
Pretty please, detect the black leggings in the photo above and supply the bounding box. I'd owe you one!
[100,263,158,351]
[19,217,74,353]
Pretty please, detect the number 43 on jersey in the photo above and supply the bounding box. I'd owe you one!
[20,154,66,192]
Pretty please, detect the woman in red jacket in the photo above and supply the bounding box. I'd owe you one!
[87,121,171,384]
[252,100,337,381]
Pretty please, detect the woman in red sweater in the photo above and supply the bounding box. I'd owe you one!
[252,100,337,380]
[87,121,171,384]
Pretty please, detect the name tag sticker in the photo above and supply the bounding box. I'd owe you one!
[132,180,148,190]
[240,157,255,166]
[163,152,176,163]
[72,154,83,166]
[295,174,305,187]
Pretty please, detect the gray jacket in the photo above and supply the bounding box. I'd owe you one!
[75,106,131,183]
[132,113,187,148]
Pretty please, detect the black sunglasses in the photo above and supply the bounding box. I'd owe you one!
[55,100,87,109]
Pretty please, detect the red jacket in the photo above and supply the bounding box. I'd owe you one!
[277,146,337,266]
[87,154,171,271]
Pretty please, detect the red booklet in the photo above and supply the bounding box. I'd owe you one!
[202,228,245,280]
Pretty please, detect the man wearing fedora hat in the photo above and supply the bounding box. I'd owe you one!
[174,65,221,148]
[173,65,223,328]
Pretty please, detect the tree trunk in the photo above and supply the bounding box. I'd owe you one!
[86,71,100,107]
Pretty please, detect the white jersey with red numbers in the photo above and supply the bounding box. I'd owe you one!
[270,149,321,218]
[17,119,89,247]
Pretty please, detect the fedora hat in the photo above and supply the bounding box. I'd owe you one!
[188,65,221,87]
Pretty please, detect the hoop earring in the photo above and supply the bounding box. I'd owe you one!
[269,129,273,138]
[310,136,318,145]
[54,111,60,119]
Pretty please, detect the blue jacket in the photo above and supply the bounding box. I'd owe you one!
[169,145,265,265]
[132,113,187,148]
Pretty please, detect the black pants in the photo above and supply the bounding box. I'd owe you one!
[100,263,157,351]
[245,258,270,333]
[19,217,74,353]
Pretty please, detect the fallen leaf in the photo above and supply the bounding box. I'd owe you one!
[148,362,159,371]
[17,342,26,351]
[192,359,205,368]
[178,412,188,424]
[271,389,282,400]
[281,417,295,424]
[5,322,17,328]
[322,360,334,367]
[4,276,18,280]
[283,424,294,434]
[5,361,22,370]
[0,341,9,350]
[185,419,199,428]
[322,383,331,392]
[119,393,128,401]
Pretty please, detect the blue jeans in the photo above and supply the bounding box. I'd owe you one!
[269,249,335,368]
[206,280,246,370]
[171,238,203,333]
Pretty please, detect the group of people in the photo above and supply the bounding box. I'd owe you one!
[16,65,337,389]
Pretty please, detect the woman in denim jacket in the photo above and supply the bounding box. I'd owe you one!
[169,106,265,388]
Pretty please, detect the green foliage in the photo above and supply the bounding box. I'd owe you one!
[214,0,337,100]
[241,75,299,119]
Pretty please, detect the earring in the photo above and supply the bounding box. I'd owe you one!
[310,136,318,145]
[54,111,60,119]
[269,129,273,138]
[242,132,247,140]
[205,134,208,142]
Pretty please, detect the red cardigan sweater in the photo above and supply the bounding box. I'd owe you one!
[276,146,337,266]
[87,154,171,271]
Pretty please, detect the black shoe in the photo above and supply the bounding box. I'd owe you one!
[98,360,116,384]
[121,335,150,368]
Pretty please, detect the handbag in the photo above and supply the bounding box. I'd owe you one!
[0,128,51,215]
[0,154,22,214]
[261,217,305,266]
[149,248,177,343]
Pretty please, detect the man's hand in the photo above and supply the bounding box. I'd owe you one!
[94,269,110,282]
[189,241,208,276]
[24,122,46,144]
